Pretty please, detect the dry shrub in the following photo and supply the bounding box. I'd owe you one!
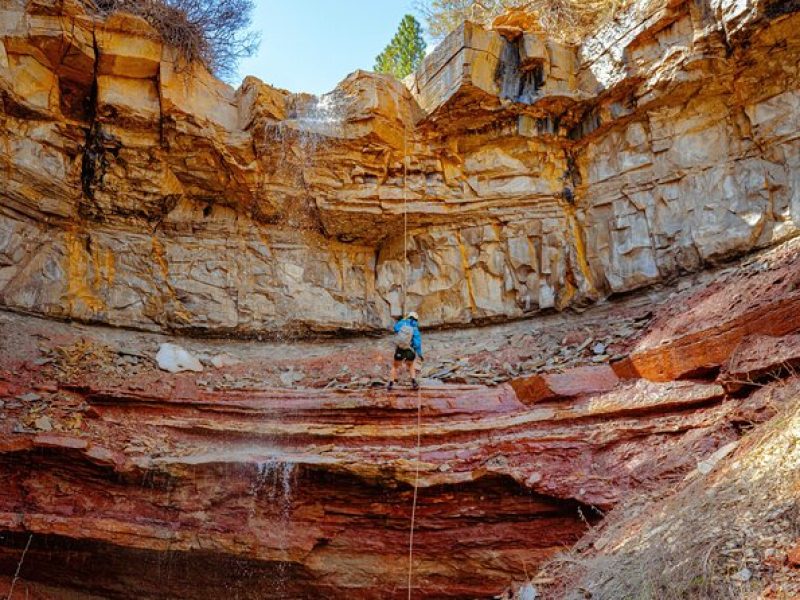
[419,0,632,43]
[82,0,259,80]
[540,379,800,599]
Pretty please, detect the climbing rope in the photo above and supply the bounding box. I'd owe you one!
[402,122,422,600]
[407,389,422,599]
[7,533,33,600]
[402,123,409,316]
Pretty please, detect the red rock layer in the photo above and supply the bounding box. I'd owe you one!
[613,245,800,382]
[1,242,799,598]
[0,368,748,598]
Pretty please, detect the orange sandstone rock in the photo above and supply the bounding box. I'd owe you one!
[510,365,619,405]
[615,248,800,382]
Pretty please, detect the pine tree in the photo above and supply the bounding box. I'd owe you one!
[374,15,427,79]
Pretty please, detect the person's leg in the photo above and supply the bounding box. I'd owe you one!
[389,356,401,390]
[410,357,418,389]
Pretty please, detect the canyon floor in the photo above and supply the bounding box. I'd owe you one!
[1,236,800,599]
[0,251,732,397]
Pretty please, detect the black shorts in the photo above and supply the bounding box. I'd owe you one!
[394,347,416,362]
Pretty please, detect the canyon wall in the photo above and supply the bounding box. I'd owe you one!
[2,219,799,599]
[1,0,799,336]
[2,2,800,596]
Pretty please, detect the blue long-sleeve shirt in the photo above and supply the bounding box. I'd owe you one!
[393,318,422,358]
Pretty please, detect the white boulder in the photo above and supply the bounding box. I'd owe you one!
[156,343,203,373]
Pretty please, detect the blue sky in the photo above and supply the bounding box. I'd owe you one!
[235,1,425,95]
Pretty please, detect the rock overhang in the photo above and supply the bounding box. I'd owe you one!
[403,20,588,131]
[0,0,798,334]
[1,225,800,593]
[2,235,800,597]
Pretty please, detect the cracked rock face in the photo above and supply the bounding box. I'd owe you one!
[1,236,798,598]
[1,0,799,335]
[1,2,800,596]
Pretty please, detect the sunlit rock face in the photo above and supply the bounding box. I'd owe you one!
[1,3,799,596]
[1,0,798,335]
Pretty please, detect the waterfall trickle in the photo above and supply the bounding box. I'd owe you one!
[251,460,295,501]
[294,90,348,138]
[249,460,297,595]
[253,86,350,315]
[258,88,348,174]
[262,89,347,155]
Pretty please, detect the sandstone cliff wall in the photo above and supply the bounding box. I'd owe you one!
[2,233,799,598]
[1,0,798,334]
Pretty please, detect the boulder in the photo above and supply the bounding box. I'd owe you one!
[511,365,619,405]
[491,8,543,39]
[156,343,203,373]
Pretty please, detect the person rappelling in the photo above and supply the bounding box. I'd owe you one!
[388,311,423,390]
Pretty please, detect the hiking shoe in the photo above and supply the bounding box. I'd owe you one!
[387,380,395,391]
[411,379,419,390]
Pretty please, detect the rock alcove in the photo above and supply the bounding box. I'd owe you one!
[1,0,800,597]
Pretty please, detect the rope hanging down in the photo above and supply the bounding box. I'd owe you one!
[407,390,422,599]
[402,124,409,316]
[403,123,422,600]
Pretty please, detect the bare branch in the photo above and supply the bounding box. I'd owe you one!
[82,0,260,80]
[418,0,631,43]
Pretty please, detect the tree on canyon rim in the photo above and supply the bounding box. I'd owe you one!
[374,15,428,79]
[83,0,260,80]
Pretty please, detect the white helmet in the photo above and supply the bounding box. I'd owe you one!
[407,311,419,321]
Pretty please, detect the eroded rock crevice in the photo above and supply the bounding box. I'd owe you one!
[1,0,798,334]
[0,449,596,599]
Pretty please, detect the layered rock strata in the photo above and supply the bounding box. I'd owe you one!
[1,236,799,598]
[1,0,798,334]
[0,339,758,599]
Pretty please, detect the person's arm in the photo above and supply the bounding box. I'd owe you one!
[412,328,423,358]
